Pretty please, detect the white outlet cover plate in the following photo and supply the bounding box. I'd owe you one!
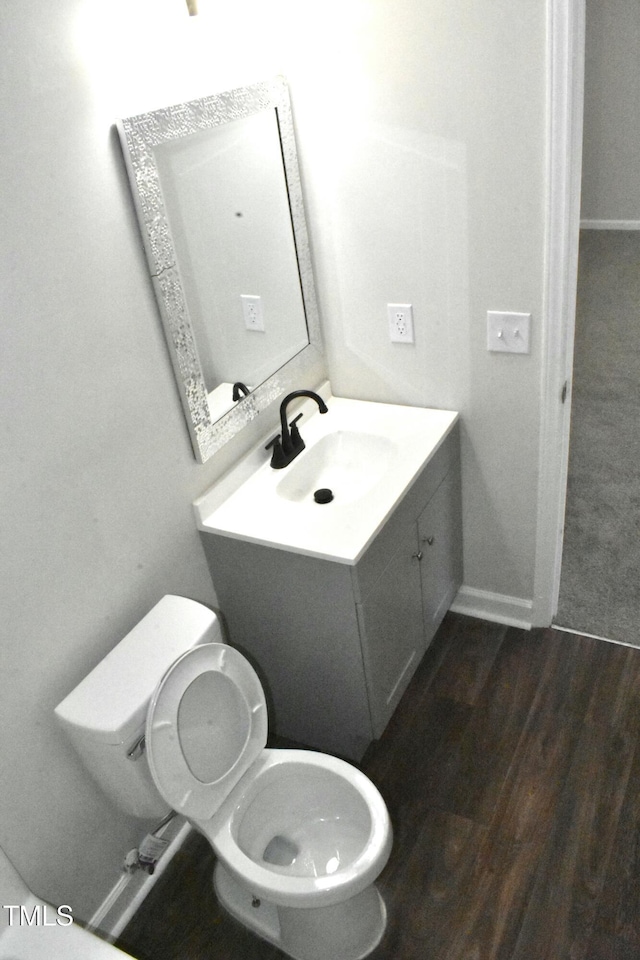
[388,303,414,343]
[241,294,265,332]
[487,311,531,353]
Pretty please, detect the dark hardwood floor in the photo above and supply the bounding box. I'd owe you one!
[115,614,640,960]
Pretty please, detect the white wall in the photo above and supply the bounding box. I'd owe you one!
[0,0,313,922]
[0,0,547,922]
[297,1,546,605]
[581,0,640,222]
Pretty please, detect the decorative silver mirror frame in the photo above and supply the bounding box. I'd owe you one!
[117,77,323,463]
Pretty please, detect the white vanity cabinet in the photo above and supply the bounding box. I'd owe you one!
[199,423,462,761]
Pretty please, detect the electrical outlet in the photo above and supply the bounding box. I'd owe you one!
[241,294,265,332]
[388,303,414,343]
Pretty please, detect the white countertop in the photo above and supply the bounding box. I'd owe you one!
[194,387,458,564]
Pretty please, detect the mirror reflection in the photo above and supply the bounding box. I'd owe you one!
[117,77,323,463]
[153,109,309,420]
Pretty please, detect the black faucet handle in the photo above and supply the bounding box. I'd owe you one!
[265,434,288,469]
[265,434,282,453]
[289,412,303,429]
[289,413,305,453]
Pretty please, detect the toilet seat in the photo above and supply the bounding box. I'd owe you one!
[145,643,267,820]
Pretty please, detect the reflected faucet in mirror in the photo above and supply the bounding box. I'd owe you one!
[266,390,328,469]
[232,382,251,401]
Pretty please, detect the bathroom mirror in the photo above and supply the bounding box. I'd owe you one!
[117,77,323,463]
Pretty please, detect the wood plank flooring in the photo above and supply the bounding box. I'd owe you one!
[115,614,640,960]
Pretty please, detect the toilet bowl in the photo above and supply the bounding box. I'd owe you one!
[145,642,392,960]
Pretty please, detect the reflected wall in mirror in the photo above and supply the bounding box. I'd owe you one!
[117,77,323,463]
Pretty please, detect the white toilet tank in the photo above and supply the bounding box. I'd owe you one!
[55,595,222,818]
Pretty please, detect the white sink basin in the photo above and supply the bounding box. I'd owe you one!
[194,385,458,563]
[275,430,395,505]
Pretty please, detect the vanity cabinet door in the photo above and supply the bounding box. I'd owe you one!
[355,520,425,738]
[199,533,374,761]
[417,470,463,646]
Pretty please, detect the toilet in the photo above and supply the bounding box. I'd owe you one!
[55,596,392,960]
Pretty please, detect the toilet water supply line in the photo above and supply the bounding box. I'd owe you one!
[124,810,178,876]
[86,810,184,938]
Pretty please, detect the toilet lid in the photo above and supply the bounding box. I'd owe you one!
[145,643,267,820]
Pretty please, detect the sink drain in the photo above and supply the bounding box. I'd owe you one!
[313,488,334,504]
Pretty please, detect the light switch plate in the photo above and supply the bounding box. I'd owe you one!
[487,311,531,353]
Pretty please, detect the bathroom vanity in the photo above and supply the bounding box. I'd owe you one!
[195,391,462,761]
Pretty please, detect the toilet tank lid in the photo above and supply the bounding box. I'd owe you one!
[55,596,222,746]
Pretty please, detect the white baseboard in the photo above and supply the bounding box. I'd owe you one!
[553,623,640,649]
[450,586,533,630]
[580,219,640,230]
[87,820,192,942]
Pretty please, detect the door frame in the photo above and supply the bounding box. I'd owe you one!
[531,0,586,627]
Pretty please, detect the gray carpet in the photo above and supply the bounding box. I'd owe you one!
[555,230,640,646]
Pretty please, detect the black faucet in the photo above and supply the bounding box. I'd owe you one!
[265,390,328,469]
